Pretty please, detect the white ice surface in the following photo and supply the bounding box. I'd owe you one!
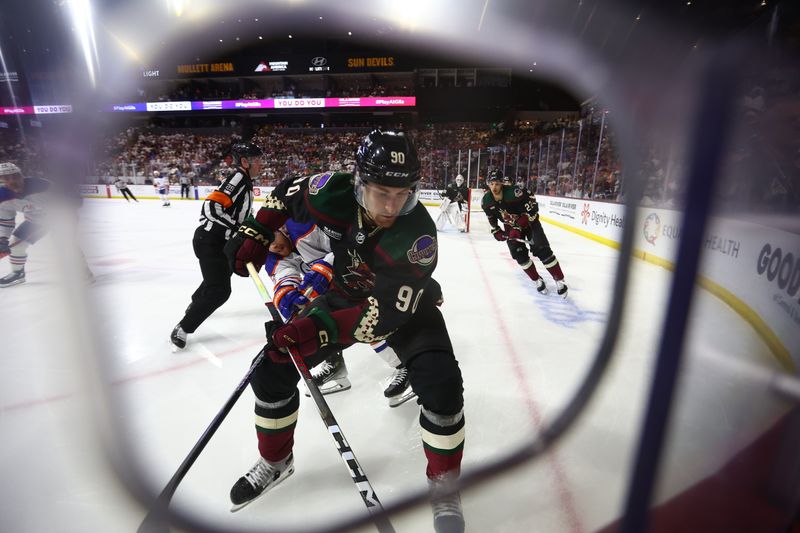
[0,198,787,533]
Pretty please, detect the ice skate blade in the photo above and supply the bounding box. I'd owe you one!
[229,466,295,513]
[304,380,352,397]
[388,389,417,408]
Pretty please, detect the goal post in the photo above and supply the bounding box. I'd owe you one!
[465,187,485,233]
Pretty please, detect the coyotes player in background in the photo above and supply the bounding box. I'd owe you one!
[482,169,568,297]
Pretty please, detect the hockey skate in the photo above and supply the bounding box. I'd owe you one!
[535,278,548,295]
[384,365,417,407]
[555,279,568,298]
[305,352,350,396]
[428,474,465,533]
[230,453,295,512]
[0,270,25,288]
[170,323,187,351]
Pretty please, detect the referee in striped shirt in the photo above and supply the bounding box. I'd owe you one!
[171,142,264,350]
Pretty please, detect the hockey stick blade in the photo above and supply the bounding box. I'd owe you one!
[246,262,396,533]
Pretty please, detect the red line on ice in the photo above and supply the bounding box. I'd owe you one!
[468,236,584,533]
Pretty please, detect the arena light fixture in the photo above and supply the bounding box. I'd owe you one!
[105,29,143,63]
[64,0,100,88]
[167,0,189,17]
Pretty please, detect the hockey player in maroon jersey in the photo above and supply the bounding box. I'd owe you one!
[265,221,420,406]
[224,130,465,532]
[482,169,568,297]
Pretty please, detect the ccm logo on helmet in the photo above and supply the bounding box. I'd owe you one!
[384,171,410,177]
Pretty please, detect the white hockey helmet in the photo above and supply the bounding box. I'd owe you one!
[0,162,22,176]
[455,174,464,186]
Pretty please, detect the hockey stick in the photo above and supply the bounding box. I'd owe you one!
[137,347,268,533]
[246,262,396,533]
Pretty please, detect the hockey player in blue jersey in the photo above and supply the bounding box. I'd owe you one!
[0,163,52,288]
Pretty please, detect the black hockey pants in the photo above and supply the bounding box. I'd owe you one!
[180,227,232,333]
[507,218,554,266]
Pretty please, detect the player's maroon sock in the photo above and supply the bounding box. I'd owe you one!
[546,261,564,281]
[523,262,542,281]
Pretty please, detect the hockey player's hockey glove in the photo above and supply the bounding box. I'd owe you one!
[224,215,274,276]
[264,319,280,344]
[298,259,333,299]
[274,284,309,321]
[507,228,524,241]
[271,308,337,358]
[492,227,508,241]
[0,237,9,260]
[516,213,532,229]
[263,319,292,363]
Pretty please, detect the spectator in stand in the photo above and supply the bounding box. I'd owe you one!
[90,117,635,204]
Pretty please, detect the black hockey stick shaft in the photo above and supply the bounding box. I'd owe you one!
[246,262,396,533]
[137,348,266,533]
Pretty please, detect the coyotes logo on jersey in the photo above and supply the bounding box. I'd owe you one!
[499,208,523,226]
[341,249,376,291]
